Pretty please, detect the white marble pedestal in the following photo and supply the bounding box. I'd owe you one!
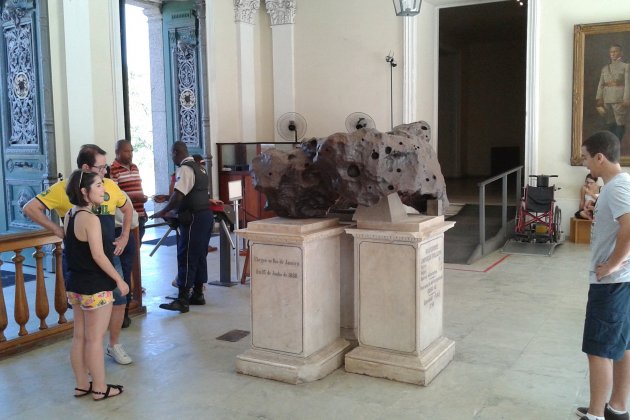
[344,215,455,386]
[235,218,351,384]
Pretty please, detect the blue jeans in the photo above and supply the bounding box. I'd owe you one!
[114,227,136,304]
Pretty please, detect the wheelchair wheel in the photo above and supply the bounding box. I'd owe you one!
[552,206,562,242]
[514,205,527,238]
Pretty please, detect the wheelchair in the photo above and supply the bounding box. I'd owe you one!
[513,174,562,243]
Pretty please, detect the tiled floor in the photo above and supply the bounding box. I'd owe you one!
[0,226,609,419]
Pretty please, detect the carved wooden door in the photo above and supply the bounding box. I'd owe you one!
[162,0,203,174]
[0,0,56,235]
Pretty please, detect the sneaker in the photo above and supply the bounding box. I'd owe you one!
[107,344,132,365]
[605,405,630,420]
[576,405,629,420]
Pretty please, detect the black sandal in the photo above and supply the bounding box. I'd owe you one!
[74,381,92,397]
[92,384,123,400]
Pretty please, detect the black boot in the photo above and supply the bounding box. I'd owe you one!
[189,285,206,305]
[159,289,190,313]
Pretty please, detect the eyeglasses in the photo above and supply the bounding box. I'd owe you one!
[91,164,109,172]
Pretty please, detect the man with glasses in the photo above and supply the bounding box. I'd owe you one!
[23,144,135,365]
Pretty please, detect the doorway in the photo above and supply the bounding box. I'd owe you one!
[125,4,155,197]
[122,0,208,199]
[438,1,527,204]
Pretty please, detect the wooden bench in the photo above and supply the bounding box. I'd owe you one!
[570,217,592,244]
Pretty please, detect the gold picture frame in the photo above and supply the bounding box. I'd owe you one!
[571,20,630,166]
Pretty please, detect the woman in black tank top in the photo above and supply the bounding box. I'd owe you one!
[64,170,128,400]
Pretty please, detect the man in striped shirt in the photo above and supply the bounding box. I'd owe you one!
[110,139,148,241]
[110,140,148,329]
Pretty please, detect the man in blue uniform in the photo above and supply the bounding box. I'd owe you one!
[152,141,218,313]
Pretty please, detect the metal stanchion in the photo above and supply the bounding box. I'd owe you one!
[208,206,238,287]
[233,198,241,284]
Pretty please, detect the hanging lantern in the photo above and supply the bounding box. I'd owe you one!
[393,0,422,16]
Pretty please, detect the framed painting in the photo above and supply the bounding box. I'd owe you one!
[571,21,630,166]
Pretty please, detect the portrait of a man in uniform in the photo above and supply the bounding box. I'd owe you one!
[572,21,630,165]
[595,44,630,141]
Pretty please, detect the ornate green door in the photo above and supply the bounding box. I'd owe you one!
[162,0,204,173]
[0,0,56,235]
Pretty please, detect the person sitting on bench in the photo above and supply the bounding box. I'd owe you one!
[575,174,600,221]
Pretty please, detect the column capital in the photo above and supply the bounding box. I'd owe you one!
[265,0,295,25]
[1,0,32,26]
[196,0,207,19]
[234,0,260,25]
[142,5,162,21]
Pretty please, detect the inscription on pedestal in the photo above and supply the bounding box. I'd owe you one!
[253,255,301,278]
[418,237,443,349]
[251,244,304,354]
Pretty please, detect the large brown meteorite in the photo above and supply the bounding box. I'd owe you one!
[250,121,448,218]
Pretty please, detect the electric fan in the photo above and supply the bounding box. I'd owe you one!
[345,112,376,132]
[277,112,307,143]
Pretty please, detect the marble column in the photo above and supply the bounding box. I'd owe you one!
[234,0,260,141]
[344,195,455,385]
[236,217,351,384]
[196,0,213,195]
[265,0,296,141]
[144,6,169,196]
[62,0,121,151]
[403,17,417,125]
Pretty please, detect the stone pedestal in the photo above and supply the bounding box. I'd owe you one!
[344,214,455,386]
[235,218,351,384]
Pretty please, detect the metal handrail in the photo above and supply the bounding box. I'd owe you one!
[478,166,523,255]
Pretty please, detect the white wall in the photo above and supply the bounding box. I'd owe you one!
[295,0,404,137]
[536,0,630,232]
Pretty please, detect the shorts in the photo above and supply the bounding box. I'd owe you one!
[582,282,630,360]
[112,286,126,306]
[67,291,114,311]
